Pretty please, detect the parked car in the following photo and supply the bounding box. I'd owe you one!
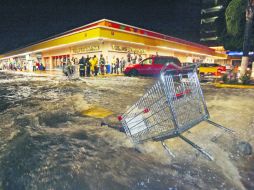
[124,56,182,76]
[182,62,200,68]
[197,63,226,76]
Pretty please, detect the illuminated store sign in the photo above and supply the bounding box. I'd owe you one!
[72,45,100,54]
[227,51,254,56]
[112,45,146,54]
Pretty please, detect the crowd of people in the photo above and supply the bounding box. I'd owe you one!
[0,60,45,72]
[75,52,143,77]
[32,62,46,71]
[0,51,144,78]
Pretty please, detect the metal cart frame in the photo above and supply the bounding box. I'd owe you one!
[119,65,233,160]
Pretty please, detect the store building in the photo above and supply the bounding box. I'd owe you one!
[0,19,227,71]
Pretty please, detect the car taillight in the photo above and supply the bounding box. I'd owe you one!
[219,66,226,71]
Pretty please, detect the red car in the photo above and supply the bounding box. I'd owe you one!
[124,56,182,76]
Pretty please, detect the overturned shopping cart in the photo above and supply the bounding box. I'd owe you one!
[118,65,233,160]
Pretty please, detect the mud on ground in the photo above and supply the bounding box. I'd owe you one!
[0,72,253,190]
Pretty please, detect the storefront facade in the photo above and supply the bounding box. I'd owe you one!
[0,19,227,71]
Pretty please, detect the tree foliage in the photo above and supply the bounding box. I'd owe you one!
[225,0,246,36]
[222,0,248,50]
[221,34,244,50]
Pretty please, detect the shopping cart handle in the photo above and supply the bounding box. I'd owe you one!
[143,108,150,113]
[160,62,180,76]
[118,115,123,121]
[160,62,198,76]
[160,62,170,75]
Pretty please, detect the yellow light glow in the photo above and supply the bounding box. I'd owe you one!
[0,38,101,60]
[156,46,227,59]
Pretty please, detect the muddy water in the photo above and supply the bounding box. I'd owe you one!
[0,72,253,190]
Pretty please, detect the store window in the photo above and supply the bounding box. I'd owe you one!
[52,55,70,69]
[232,60,241,67]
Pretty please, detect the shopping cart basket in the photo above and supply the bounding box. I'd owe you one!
[118,64,233,160]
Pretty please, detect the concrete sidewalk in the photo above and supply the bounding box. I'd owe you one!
[0,69,124,78]
[0,69,63,77]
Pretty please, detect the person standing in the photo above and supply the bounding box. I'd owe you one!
[115,57,120,74]
[72,57,79,78]
[120,57,126,73]
[105,56,110,74]
[33,61,36,71]
[85,55,91,77]
[131,53,137,64]
[99,54,106,75]
[39,63,43,71]
[67,58,73,74]
[93,55,98,76]
[89,56,95,76]
[36,61,40,70]
[138,54,142,63]
[71,57,75,64]
[79,56,85,77]
[127,51,131,63]
[111,56,116,74]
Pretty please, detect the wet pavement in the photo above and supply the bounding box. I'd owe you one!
[0,71,253,190]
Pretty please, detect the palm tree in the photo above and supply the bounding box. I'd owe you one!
[240,0,254,76]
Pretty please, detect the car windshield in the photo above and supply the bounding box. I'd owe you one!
[142,58,152,65]
[200,63,220,67]
[154,57,181,66]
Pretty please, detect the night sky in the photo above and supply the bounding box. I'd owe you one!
[0,0,201,54]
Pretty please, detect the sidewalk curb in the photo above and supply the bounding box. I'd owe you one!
[80,74,124,78]
[213,83,254,89]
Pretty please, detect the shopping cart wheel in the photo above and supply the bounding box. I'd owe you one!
[129,69,139,77]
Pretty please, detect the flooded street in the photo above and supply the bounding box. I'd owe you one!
[0,71,253,190]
